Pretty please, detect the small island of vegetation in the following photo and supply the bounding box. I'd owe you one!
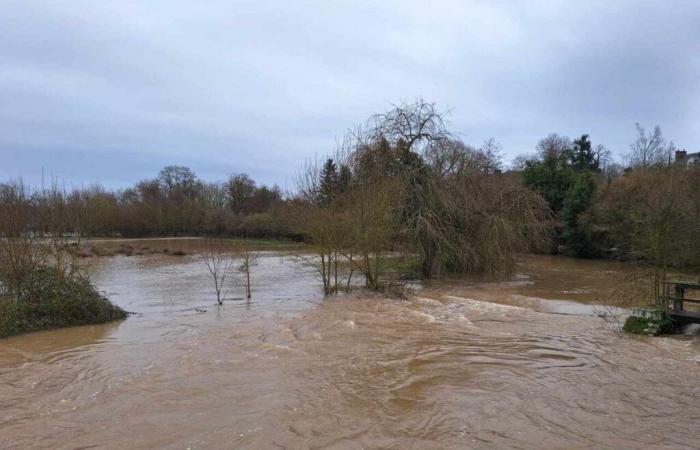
[0,184,126,338]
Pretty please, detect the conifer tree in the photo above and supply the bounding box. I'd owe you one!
[319,158,338,206]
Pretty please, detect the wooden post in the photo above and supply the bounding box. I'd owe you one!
[673,285,685,312]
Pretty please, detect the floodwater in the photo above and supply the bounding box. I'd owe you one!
[0,251,698,449]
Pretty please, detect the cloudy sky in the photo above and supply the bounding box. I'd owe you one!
[2,0,699,190]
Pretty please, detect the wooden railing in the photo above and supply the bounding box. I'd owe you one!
[658,281,700,321]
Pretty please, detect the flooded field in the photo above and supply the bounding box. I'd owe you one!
[0,250,698,449]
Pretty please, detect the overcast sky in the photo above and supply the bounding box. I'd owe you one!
[2,0,699,190]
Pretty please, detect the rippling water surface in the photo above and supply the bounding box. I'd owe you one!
[0,250,698,449]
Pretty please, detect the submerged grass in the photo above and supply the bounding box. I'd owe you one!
[0,268,127,339]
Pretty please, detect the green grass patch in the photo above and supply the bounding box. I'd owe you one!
[381,255,422,278]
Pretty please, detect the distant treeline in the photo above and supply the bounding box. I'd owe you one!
[0,169,296,239]
[1,101,698,285]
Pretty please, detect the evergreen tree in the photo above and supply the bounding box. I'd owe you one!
[571,134,598,172]
[523,134,599,257]
[319,158,338,206]
[337,164,352,194]
[560,171,597,256]
[522,153,576,214]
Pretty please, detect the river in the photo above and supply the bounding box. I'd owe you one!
[0,250,698,449]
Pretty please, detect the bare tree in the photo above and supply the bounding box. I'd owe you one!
[536,133,571,159]
[366,99,451,154]
[0,181,88,302]
[200,239,236,305]
[344,176,396,289]
[478,138,503,173]
[38,181,83,281]
[593,144,612,170]
[225,174,255,213]
[294,150,358,295]
[602,163,624,188]
[157,166,200,199]
[628,123,667,168]
[238,247,258,299]
[0,182,40,302]
[292,200,353,295]
[510,154,534,171]
[202,182,228,209]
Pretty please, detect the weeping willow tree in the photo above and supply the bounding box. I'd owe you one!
[395,137,549,278]
[295,100,550,292]
[353,101,548,278]
[434,169,549,275]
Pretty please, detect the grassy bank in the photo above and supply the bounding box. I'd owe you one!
[0,268,126,339]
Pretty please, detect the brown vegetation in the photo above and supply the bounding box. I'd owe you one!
[590,165,700,273]
[198,239,259,304]
[3,167,293,240]
[293,100,550,293]
[0,182,126,338]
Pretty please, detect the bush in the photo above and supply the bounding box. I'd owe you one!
[0,267,127,338]
[622,311,674,336]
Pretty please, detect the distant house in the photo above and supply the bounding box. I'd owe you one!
[674,150,700,167]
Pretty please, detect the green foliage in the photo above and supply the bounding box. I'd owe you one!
[0,267,127,338]
[522,136,599,257]
[337,164,352,194]
[319,158,338,206]
[571,134,598,172]
[622,316,651,334]
[623,312,674,336]
[560,171,598,257]
[523,154,576,214]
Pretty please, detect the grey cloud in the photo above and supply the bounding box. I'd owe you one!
[1,0,698,188]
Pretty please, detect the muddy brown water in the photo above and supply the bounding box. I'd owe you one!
[0,251,698,449]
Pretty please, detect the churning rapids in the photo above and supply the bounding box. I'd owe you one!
[1,248,698,449]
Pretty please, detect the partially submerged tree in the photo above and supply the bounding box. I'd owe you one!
[238,247,258,299]
[294,156,356,294]
[200,239,237,305]
[0,182,126,337]
[294,100,550,291]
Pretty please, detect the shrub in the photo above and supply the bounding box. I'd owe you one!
[622,311,674,336]
[0,267,127,338]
